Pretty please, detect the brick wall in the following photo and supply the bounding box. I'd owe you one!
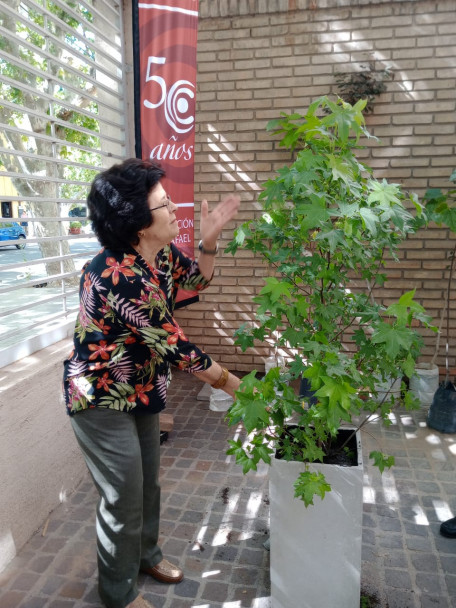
[175,0,456,375]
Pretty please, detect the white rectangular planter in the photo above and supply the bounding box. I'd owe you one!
[269,429,363,608]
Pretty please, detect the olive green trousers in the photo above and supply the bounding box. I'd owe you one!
[71,408,163,608]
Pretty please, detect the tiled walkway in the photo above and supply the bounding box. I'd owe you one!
[1,370,455,607]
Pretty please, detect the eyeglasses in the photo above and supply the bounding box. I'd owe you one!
[150,194,172,212]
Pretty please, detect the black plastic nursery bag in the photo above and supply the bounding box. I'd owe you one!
[427,381,456,434]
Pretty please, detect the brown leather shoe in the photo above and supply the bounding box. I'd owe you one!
[126,595,156,608]
[141,558,184,584]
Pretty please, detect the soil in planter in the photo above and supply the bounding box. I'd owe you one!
[276,426,358,467]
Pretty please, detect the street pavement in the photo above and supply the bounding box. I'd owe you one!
[0,237,100,286]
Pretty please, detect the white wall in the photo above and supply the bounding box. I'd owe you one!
[0,338,86,573]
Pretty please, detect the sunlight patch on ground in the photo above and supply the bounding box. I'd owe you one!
[202,569,221,578]
[363,486,376,504]
[212,524,234,547]
[192,524,208,551]
[251,598,271,607]
[387,412,398,425]
[246,491,263,518]
[432,499,453,522]
[381,470,399,503]
[405,431,418,439]
[426,434,442,445]
[222,492,240,522]
[412,505,429,526]
[363,472,376,504]
[399,415,414,426]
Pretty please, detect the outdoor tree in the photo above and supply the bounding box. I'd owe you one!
[0,0,106,281]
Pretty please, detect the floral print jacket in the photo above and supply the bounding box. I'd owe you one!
[63,243,213,416]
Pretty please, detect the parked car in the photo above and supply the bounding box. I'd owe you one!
[0,221,26,249]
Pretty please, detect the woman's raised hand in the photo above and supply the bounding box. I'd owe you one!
[200,194,240,246]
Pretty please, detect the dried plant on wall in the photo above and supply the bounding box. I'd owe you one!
[334,61,393,113]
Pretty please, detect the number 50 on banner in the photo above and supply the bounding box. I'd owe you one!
[144,56,195,136]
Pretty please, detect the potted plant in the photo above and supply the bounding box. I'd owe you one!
[226,97,435,608]
[421,173,456,431]
[69,220,82,234]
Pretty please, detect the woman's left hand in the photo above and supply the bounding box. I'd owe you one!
[200,194,240,247]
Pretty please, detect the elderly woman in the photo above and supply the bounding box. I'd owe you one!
[63,158,241,608]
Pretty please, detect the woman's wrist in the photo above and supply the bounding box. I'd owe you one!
[193,363,240,398]
[198,239,219,255]
[211,366,229,388]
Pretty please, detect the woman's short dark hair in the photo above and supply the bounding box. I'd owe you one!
[87,158,166,250]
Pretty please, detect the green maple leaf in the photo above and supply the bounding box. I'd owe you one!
[233,225,248,246]
[359,207,379,235]
[230,391,270,434]
[424,187,444,204]
[439,207,456,232]
[234,331,254,352]
[338,201,360,218]
[327,153,353,184]
[385,289,417,325]
[369,451,395,474]
[227,440,257,474]
[401,354,417,379]
[294,202,330,230]
[243,399,271,433]
[289,356,306,378]
[314,228,345,253]
[371,323,413,358]
[426,195,456,232]
[282,326,307,347]
[292,168,320,190]
[294,148,323,173]
[385,290,434,328]
[256,444,273,465]
[313,377,356,431]
[321,103,357,143]
[294,471,332,507]
[260,177,286,206]
[314,376,355,411]
[403,388,420,411]
[367,179,401,207]
[260,277,292,303]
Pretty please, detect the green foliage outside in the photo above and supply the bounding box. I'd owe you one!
[0,0,102,198]
[226,96,442,507]
[424,171,456,229]
[0,0,118,279]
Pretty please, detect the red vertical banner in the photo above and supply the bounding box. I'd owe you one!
[136,1,199,305]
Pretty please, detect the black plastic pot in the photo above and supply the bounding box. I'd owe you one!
[299,376,317,406]
[427,381,456,433]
